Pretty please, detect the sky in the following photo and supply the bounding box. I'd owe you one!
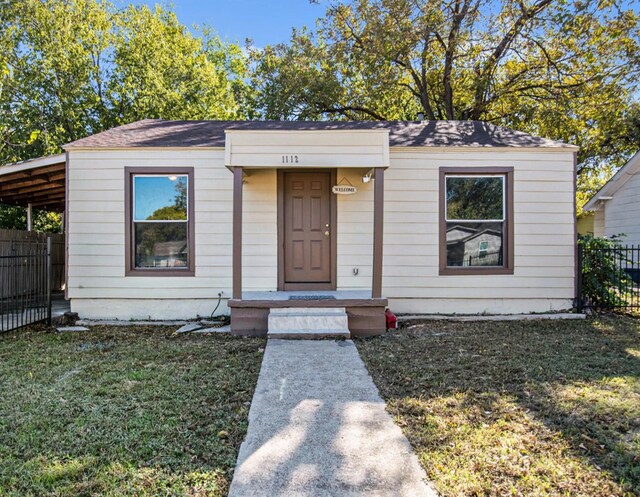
[124,0,331,47]
[134,175,187,220]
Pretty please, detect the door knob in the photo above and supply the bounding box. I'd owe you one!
[324,231,330,236]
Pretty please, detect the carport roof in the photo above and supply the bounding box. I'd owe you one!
[0,153,66,212]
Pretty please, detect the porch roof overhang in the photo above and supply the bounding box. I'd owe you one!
[0,153,66,212]
[224,129,390,170]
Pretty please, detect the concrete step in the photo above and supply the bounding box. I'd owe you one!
[267,307,350,339]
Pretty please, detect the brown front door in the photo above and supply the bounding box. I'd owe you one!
[283,171,333,289]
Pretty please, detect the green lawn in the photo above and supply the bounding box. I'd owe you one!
[357,316,640,497]
[0,326,265,497]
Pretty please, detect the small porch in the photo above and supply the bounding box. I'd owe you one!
[228,290,388,337]
[225,128,390,337]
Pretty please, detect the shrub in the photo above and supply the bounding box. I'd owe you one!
[578,235,633,310]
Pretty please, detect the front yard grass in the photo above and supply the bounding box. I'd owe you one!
[357,316,640,497]
[0,326,265,497]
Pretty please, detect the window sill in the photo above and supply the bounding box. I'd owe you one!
[125,269,195,277]
[439,267,514,276]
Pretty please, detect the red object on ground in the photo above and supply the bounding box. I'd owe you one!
[385,309,397,330]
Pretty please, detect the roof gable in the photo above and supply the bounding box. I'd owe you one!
[583,150,640,212]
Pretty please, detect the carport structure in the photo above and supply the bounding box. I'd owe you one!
[0,153,68,332]
[0,153,66,229]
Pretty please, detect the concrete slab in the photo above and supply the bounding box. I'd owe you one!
[175,323,203,334]
[56,326,89,332]
[76,320,191,327]
[229,340,437,497]
[267,330,351,340]
[268,307,351,340]
[192,325,231,333]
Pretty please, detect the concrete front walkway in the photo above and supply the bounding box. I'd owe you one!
[229,340,438,497]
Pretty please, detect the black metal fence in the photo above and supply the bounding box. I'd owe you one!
[0,237,53,332]
[577,244,640,313]
[464,250,502,267]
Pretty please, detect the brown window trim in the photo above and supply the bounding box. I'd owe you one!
[439,166,514,276]
[124,166,195,277]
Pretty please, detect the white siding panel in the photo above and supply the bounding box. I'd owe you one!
[72,298,231,320]
[381,150,575,310]
[229,130,388,147]
[243,169,277,290]
[336,169,374,290]
[67,149,236,305]
[69,211,123,224]
[388,298,573,314]
[67,144,576,319]
[227,130,389,168]
[603,171,640,244]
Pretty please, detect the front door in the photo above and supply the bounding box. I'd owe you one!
[283,171,333,289]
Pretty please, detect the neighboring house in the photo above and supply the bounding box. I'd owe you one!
[576,212,594,236]
[446,225,503,267]
[0,120,578,335]
[583,151,640,244]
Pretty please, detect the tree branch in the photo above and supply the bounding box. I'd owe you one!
[317,103,387,120]
[470,0,553,119]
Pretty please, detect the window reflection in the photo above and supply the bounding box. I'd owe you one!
[446,222,504,267]
[445,176,505,267]
[134,175,188,221]
[132,175,189,270]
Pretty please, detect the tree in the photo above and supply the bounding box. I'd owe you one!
[0,0,252,166]
[106,5,249,125]
[0,0,111,164]
[0,0,252,229]
[0,205,61,233]
[250,0,640,210]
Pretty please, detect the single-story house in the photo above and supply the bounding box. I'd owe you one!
[0,120,578,336]
[583,150,640,244]
[446,225,504,267]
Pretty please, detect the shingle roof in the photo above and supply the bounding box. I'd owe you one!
[64,119,576,149]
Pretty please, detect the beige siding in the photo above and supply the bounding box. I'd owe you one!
[68,149,276,319]
[336,169,374,290]
[603,171,640,244]
[68,144,576,319]
[226,130,389,169]
[382,149,575,314]
[576,212,594,236]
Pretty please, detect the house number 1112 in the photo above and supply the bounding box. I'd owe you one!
[282,155,299,164]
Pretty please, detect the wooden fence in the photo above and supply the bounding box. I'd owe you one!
[0,229,64,293]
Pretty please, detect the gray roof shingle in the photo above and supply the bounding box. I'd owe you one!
[64,119,575,149]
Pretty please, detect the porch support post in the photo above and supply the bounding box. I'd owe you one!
[26,203,33,231]
[372,167,384,299]
[232,167,243,299]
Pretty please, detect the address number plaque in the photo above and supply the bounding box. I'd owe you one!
[281,155,299,164]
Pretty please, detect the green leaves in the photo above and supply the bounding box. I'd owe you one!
[107,5,247,125]
[578,235,634,310]
[0,206,61,233]
[249,0,639,205]
[0,0,251,166]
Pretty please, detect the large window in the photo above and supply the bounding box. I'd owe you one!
[439,167,513,275]
[125,167,194,276]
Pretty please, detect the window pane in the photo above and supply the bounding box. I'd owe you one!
[135,222,188,268]
[134,175,188,221]
[446,222,503,267]
[446,177,503,220]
